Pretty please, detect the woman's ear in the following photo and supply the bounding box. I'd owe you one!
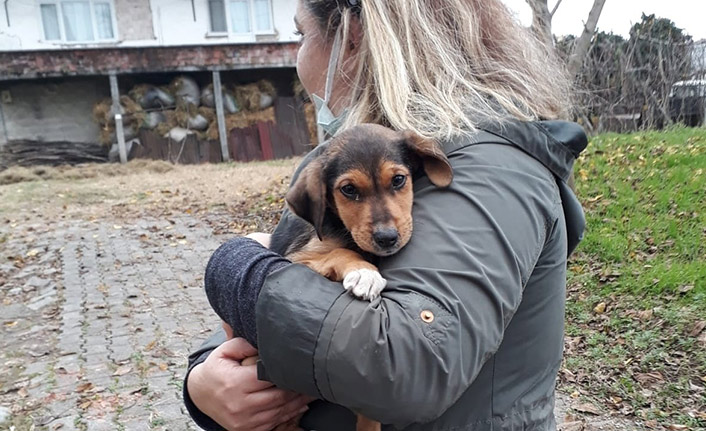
[402,131,453,187]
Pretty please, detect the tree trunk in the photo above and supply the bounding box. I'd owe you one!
[567,0,608,78]
[526,0,554,48]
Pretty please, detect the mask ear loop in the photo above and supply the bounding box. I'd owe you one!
[323,25,344,104]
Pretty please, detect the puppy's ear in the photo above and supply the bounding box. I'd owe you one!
[403,131,453,187]
[285,159,327,240]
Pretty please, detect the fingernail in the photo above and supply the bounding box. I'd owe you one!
[298,405,309,414]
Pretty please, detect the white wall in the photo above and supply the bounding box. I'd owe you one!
[0,78,107,144]
[0,0,297,51]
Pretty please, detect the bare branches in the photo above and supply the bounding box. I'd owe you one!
[525,0,554,48]
[567,0,608,78]
[550,0,563,18]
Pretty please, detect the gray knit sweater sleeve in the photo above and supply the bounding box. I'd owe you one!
[204,237,290,347]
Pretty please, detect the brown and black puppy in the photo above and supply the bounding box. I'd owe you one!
[271,123,453,300]
[267,124,452,431]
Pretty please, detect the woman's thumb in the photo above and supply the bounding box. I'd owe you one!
[216,337,258,361]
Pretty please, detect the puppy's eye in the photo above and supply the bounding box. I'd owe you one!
[340,184,359,200]
[392,175,407,189]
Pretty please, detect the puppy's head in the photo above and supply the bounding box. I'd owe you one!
[286,124,452,256]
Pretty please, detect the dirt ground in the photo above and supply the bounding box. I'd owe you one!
[0,159,648,430]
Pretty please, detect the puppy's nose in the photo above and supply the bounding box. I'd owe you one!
[373,228,399,249]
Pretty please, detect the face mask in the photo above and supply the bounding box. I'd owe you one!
[312,26,349,136]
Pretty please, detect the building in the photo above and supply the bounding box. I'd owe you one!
[0,0,311,164]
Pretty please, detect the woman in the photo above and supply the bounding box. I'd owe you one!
[184,0,587,430]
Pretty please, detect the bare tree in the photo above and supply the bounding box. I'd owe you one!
[525,0,606,79]
[567,0,607,77]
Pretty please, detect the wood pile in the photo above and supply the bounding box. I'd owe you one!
[0,140,108,170]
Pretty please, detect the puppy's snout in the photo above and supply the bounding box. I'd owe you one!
[373,228,399,249]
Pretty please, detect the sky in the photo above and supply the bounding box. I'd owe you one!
[500,0,706,41]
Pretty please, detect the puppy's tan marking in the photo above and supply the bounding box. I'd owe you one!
[289,237,377,282]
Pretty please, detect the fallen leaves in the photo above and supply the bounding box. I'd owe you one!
[593,302,607,314]
[112,366,132,377]
[689,321,706,337]
[635,371,665,386]
[573,402,601,415]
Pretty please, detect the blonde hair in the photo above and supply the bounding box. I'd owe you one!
[306,0,572,140]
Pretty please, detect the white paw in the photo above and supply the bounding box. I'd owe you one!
[343,269,387,301]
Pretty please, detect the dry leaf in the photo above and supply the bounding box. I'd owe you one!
[689,321,706,337]
[18,387,28,398]
[635,371,664,385]
[77,382,93,392]
[573,402,601,415]
[113,366,131,376]
[666,425,689,430]
[159,363,168,371]
[593,302,606,314]
[678,285,694,294]
[560,421,585,431]
[637,309,654,321]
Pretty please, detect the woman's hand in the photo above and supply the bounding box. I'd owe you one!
[187,338,312,431]
[246,232,272,248]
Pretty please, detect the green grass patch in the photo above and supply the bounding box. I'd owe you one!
[564,126,706,427]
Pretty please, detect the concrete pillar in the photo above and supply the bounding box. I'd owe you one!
[109,73,127,164]
[212,70,231,162]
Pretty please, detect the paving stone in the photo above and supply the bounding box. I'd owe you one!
[1,216,230,429]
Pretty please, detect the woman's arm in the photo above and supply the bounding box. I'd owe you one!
[254,143,564,427]
[184,335,311,431]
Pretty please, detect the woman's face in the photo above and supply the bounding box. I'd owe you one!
[294,1,353,115]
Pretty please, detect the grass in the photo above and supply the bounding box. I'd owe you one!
[564,126,706,428]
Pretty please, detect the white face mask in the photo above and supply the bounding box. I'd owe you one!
[311,26,349,136]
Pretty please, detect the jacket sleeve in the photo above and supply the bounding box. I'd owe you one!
[183,329,228,431]
[255,143,562,427]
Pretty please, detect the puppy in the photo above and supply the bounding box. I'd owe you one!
[269,123,453,431]
[271,123,453,300]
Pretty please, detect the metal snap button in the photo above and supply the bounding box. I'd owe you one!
[420,310,434,323]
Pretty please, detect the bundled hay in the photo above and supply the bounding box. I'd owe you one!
[170,75,201,107]
[129,84,175,109]
[198,106,216,123]
[205,106,276,140]
[92,96,143,126]
[155,110,179,136]
[293,77,309,101]
[303,102,318,146]
[201,84,240,113]
[99,124,137,146]
[139,111,166,130]
[232,80,277,112]
[233,83,261,112]
[92,98,116,124]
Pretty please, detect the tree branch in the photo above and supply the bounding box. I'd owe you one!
[550,0,564,18]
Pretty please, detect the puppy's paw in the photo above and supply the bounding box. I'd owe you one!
[343,269,387,301]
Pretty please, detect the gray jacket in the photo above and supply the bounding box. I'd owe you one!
[186,120,587,431]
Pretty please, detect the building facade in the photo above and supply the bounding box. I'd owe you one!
[0,0,302,157]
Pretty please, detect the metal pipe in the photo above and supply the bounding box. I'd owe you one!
[4,0,10,27]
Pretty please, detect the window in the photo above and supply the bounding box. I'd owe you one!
[208,0,273,34]
[39,0,116,42]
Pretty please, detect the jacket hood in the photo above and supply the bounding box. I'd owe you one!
[475,120,588,256]
[482,120,588,182]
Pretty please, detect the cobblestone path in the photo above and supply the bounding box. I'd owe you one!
[1,215,223,430]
